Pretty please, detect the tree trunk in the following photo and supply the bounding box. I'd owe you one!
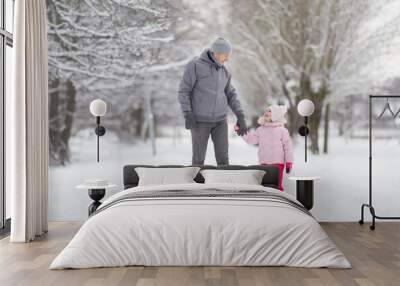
[323,103,330,154]
[308,100,322,154]
[49,78,60,165]
[338,113,344,136]
[114,104,144,143]
[48,78,76,165]
[282,81,297,136]
[134,107,143,136]
[286,105,298,136]
[59,79,76,165]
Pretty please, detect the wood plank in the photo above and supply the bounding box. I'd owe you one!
[0,222,399,286]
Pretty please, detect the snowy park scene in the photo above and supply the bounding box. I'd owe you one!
[47,0,400,222]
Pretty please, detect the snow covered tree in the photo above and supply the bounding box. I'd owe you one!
[47,0,181,164]
[228,0,400,153]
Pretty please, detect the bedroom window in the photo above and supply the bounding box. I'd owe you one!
[0,0,14,233]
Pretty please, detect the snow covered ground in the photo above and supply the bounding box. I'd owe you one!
[49,127,400,222]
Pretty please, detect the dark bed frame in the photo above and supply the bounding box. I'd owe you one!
[123,165,280,190]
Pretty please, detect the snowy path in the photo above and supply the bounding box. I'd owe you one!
[49,129,400,222]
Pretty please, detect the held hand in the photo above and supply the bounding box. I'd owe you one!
[184,112,197,130]
[236,115,248,136]
[234,125,240,135]
[286,162,293,174]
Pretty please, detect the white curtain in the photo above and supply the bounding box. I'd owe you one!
[8,0,49,242]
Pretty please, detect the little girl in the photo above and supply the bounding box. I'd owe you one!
[236,104,293,191]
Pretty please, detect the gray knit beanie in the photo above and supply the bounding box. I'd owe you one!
[211,37,232,54]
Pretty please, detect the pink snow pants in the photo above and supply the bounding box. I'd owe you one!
[261,163,284,191]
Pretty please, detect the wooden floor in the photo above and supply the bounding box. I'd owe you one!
[0,222,399,286]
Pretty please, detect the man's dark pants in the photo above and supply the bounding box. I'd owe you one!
[190,119,229,166]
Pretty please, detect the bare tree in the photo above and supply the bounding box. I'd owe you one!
[47,0,181,164]
[229,0,400,153]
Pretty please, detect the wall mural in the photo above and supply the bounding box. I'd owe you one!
[47,0,400,221]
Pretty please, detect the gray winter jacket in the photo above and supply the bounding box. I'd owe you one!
[178,49,244,123]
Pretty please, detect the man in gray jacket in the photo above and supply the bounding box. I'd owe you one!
[178,37,247,166]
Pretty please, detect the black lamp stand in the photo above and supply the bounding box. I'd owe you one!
[298,116,309,162]
[88,188,106,215]
[95,116,106,162]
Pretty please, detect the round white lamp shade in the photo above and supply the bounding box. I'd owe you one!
[90,99,107,117]
[297,99,315,117]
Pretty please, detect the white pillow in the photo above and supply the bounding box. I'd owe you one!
[135,167,200,186]
[200,169,266,185]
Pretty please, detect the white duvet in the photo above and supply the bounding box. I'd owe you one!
[50,183,351,269]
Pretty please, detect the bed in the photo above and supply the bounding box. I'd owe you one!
[50,165,350,269]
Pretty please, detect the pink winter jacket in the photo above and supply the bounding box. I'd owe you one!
[242,122,293,164]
